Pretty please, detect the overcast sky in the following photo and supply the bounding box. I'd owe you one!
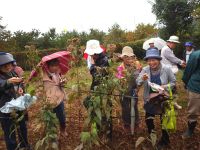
[0,0,156,33]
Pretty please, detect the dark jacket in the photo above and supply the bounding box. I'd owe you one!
[90,53,109,90]
[182,50,200,94]
[0,71,22,117]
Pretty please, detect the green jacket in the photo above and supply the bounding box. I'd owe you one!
[182,50,200,94]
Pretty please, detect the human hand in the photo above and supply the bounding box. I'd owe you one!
[18,87,24,95]
[142,73,149,81]
[8,77,23,84]
[181,61,186,68]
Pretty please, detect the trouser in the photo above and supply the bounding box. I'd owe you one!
[0,112,29,150]
[187,90,200,122]
[121,94,139,126]
[53,101,66,129]
[145,112,169,144]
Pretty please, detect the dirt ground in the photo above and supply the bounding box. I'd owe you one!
[0,69,200,150]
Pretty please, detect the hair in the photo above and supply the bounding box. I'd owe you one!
[46,58,59,67]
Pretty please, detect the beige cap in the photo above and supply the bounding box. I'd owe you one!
[167,35,180,43]
[121,46,135,57]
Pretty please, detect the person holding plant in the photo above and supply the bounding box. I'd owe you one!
[84,40,109,90]
[42,58,67,138]
[136,48,176,149]
[116,46,142,133]
[0,52,30,150]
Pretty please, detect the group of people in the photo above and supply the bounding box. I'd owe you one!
[84,36,199,149]
[0,35,199,150]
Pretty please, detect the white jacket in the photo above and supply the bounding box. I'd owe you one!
[161,45,182,74]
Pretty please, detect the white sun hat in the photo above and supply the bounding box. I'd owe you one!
[84,40,103,55]
[167,35,180,43]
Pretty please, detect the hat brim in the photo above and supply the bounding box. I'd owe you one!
[144,56,162,61]
[185,44,194,47]
[0,60,15,66]
[167,40,180,44]
[84,47,103,55]
[120,53,135,58]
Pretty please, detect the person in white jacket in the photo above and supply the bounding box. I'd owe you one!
[161,36,186,74]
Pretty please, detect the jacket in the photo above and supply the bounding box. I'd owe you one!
[161,45,182,74]
[89,53,109,90]
[136,64,176,104]
[43,71,65,107]
[182,50,200,94]
[0,71,22,117]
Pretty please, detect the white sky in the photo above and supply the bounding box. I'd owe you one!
[0,0,156,33]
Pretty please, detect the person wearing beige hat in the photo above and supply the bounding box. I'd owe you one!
[116,46,142,133]
[161,35,186,74]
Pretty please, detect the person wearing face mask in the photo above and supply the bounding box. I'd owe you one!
[161,36,186,74]
[0,52,30,150]
[137,48,176,149]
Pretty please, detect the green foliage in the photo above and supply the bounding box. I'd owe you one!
[120,39,146,59]
[152,0,195,38]
[134,23,158,40]
[104,23,127,44]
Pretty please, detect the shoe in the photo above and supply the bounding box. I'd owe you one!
[182,121,197,139]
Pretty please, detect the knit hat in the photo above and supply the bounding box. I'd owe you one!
[144,48,162,61]
[0,52,15,66]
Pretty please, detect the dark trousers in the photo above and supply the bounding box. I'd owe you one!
[145,112,170,144]
[121,95,139,126]
[0,113,29,150]
[53,101,66,129]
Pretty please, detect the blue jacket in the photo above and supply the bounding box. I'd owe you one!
[182,50,200,94]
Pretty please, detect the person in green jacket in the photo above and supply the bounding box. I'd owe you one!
[182,50,200,138]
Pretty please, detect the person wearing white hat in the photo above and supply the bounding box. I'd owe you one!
[161,35,186,74]
[84,40,104,69]
[84,40,109,90]
[83,40,111,137]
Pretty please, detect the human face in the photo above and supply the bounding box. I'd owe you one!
[149,43,154,48]
[122,55,135,66]
[168,42,177,49]
[147,58,160,70]
[48,64,60,73]
[186,46,193,52]
[0,63,14,73]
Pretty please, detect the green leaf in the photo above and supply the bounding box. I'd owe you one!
[95,108,102,121]
[80,132,91,143]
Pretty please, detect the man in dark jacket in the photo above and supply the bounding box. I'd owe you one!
[0,52,30,150]
[182,50,200,138]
